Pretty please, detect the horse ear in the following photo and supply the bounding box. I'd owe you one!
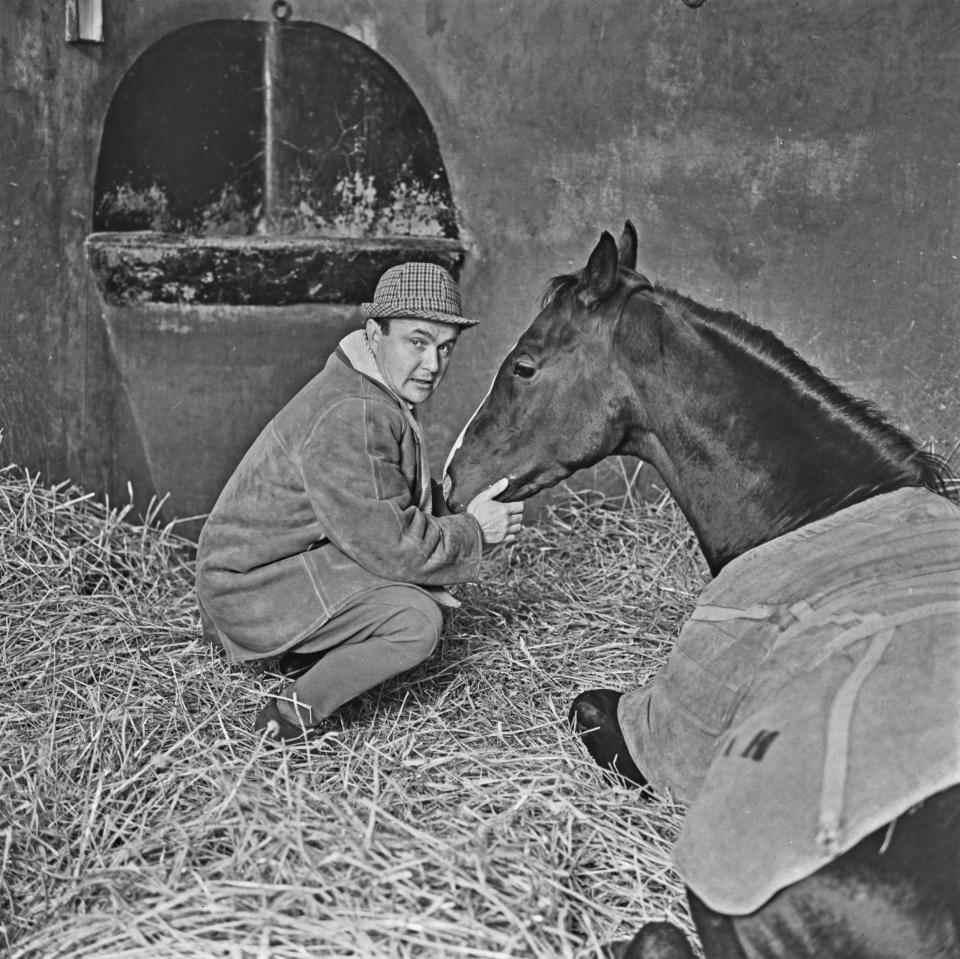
[618,220,638,271]
[579,231,620,308]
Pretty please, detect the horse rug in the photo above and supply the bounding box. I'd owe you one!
[616,486,960,915]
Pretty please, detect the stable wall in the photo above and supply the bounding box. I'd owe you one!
[2,0,958,526]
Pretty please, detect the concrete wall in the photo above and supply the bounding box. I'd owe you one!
[2,0,958,525]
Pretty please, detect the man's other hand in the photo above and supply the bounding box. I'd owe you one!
[466,477,524,546]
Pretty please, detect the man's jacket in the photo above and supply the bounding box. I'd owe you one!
[195,330,483,661]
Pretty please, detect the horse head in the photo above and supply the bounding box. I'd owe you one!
[444,222,655,512]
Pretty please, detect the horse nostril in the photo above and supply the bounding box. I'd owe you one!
[441,472,467,513]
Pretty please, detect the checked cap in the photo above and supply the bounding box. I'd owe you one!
[362,262,475,328]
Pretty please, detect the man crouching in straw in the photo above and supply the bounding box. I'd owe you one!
[196,262,522,742]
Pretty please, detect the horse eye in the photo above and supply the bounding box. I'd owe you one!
[513,360,537,380]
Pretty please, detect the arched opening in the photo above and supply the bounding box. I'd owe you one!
[84,18,463,532]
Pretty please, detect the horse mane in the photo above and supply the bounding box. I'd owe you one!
[663,286,958,503]
[540,271,958,504]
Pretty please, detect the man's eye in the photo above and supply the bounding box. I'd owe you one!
[439,343,453,356]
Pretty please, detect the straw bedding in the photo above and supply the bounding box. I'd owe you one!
[1,462,708,959]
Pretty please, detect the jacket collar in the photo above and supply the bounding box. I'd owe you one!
[337,329,414,411]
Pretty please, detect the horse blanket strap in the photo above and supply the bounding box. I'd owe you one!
[692,603,778,622]
[816,618,893,854]
[616,486,960,914]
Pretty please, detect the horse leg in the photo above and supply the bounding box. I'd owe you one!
[568,689,649,790]
[716,870,957,959]
[594,851,951,959]
[685,894,748,959]
[602,921,697,959]
[688,789,960,959]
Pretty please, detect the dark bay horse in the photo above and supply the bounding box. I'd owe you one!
[444,223,960,959]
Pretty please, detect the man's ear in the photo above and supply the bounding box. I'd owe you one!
[365,317,382,347]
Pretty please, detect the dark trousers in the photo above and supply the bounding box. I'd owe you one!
[281,585,443,724]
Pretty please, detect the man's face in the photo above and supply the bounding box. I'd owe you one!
[366,317,460,405]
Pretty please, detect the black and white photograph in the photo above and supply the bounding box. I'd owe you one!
[3,2,959,956]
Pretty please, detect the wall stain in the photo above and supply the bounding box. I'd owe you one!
[426,0,447,38]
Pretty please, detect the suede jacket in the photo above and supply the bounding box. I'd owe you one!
[195,331,484,661]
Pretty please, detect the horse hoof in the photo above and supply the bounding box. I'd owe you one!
[568,689,649,789]
[604,922,696,959]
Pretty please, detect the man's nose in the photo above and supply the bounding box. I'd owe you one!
[421,346,440,372]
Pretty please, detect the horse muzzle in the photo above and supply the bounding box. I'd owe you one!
[443,468,525,514]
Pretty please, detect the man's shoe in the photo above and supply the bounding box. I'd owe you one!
[254,700,329,745]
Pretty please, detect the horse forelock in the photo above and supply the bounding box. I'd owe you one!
[657,288,959,503]
[541,266,650,312]
[541,273,581,310]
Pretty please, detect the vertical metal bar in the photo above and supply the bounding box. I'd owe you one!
[65,0,79,41]
[263,19,280,229]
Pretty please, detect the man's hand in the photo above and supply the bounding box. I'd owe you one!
[466,477,524,546]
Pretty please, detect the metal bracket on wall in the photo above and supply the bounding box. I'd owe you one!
[65,0,104,44]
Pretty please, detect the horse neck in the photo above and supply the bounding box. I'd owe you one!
[619,321,918,575]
